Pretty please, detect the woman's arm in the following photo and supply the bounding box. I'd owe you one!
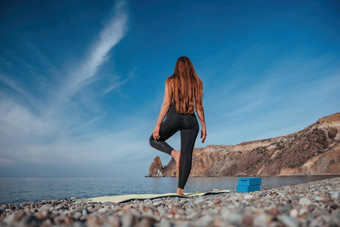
[196,104,207,143]
[196,105,206,129]
[195,80,207,143]
[153,80,171,139]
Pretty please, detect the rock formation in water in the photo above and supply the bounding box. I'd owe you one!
[148,112,340,177]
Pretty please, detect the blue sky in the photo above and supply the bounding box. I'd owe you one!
[0,0,339,177]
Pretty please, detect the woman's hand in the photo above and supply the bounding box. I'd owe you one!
[153,125,161,140]
[201,127,207,143]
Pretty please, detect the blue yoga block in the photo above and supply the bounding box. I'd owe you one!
[237,185,261,193]
[238,177,262,186]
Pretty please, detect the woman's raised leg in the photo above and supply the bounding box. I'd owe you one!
[149,117,179,156]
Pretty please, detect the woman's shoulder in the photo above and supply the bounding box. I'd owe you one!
[166,77,174,88]
[166,76,173,82]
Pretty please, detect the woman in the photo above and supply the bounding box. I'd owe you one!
[149,56,207,196]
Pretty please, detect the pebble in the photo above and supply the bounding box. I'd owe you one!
[153,201,163,206]
[193,197,204,205]
[253,212,270,227]
[289,208,298,218]
[160,218,171,227]
[55,205,64,210]
[277,214,300,227]
[74,212,82,219]
[228,212,243,225]
[244,194,253,200]
[98,208,108,213]
[121,212,134,227]
[314,196,324,202]
[299,197,312,206]
[331,191,339,200]
[3,213,15,224]
[0,177,339,226]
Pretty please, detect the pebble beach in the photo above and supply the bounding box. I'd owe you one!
[1,177,339,227]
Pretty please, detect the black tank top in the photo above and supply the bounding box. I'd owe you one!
[170,99,194,115]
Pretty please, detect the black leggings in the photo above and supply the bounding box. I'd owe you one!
[149,103,199,189]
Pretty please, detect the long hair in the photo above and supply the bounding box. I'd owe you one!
[167,56,203,114]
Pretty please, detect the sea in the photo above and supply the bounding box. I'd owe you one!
[1,175,339,204]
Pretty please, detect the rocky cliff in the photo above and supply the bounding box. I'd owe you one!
[148,112,340,177]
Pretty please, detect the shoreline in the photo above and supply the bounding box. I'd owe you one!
[1,177,339,226]
[145,174,340,177]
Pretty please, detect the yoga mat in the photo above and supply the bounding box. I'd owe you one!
[87,189,231,204]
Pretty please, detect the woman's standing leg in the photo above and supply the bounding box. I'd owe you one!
[178,126,199,189]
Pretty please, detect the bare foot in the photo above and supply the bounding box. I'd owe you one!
[177,188,184,196]
[171,150,181,170]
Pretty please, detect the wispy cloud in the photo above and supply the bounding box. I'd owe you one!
[0,0,139,176]
[103,70,135,95]
[62,0,128,97]
[0,74,27,96]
